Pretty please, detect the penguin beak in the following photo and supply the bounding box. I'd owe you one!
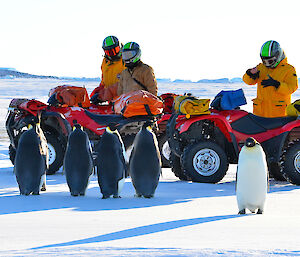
[106,127,113,134]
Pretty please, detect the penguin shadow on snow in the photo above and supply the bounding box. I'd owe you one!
[0,178,297,216]
[0,174,238,216]
[0,167,298,216]
[31,214,243,250]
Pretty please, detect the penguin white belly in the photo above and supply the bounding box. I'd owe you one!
[236,146,268,213]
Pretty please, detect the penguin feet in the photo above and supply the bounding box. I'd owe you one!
[102,195,110,199]
[32,191,40,195]
[113,195,121,198]
[134,193,142,198]
[71,193,79,197]
[41,183,46,191]
[257,209,264,214]
[238,209,246,215]
[144,195,154,199]
[79,192,85,196]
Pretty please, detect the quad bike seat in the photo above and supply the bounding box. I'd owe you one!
[85,110,155,127]
[231,113,297,134]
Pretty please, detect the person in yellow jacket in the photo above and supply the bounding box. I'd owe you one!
[243,40,298,118]
[90,36,125,104]
[117,42,157,96]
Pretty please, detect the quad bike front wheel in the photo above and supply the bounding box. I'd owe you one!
[181,141,228,183]
[281,140,300,185]
[268,162,286,181]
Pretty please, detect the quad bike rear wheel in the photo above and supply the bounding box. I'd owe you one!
[44,132,65,175]
[281,140,300,185]
[181,141,228,183]
[268,162,286,181]
[169,153,190,181]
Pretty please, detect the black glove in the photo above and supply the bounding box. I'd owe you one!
[261,75,280,89]
[246,69,260,80]
[90,93,101,105]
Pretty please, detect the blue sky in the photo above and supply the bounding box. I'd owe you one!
[1,0,299,81]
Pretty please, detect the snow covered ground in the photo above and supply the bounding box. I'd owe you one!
[1,79,300,257]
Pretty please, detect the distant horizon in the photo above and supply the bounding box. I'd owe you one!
[0,67,244,83]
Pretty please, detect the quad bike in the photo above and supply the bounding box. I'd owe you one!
[166,108,300,185]
[6,95,172,175]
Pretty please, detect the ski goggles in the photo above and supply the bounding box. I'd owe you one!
[122,50,137,61]
[104,46,120,57]
[262,56,277,67]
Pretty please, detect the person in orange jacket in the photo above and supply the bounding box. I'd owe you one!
[117,42,157,96]
[90,36,125,104]
[243,40,298,118]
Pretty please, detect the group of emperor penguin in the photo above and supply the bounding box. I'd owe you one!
[64,121,162,199]
[14,117,268,214]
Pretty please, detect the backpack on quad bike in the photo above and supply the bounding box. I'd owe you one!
[6,86,172,175]
[113,90,164,118]
[48,85,91,108]
[174,94,210,116]
[166,92,300,185]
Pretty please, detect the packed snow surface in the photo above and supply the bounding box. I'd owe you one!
[1,79,300,256]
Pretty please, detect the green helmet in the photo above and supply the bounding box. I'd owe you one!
[102,36,121,59]
[122,42,141,66]
[260,40,285,68]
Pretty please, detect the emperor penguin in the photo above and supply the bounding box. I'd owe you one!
[129,122,162,198]
[95,125,127,199]
[64,123,93,196]
[14,123,48,195]
[236,137,268,214]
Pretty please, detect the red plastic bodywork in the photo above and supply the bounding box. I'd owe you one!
[13,99,168,136]
[174,109,300,149]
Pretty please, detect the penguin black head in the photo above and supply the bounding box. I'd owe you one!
[73,123,81,130]
[245,137,257,147]
[143,120,154,129]
[108,122,119,131]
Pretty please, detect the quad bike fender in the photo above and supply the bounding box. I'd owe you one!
[41,111,72,137]
[178,114,233,142]
[19,99,48,116]
[280,119,300,133]
[260,132,289,163]
[157,113,172,134]
[167,113,240,158]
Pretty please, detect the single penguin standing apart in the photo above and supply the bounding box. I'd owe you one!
[236,137,268,214]
[129,122,162,198]
[95,125,126,199]
[14,123,48,195]
[64,123,93,196]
